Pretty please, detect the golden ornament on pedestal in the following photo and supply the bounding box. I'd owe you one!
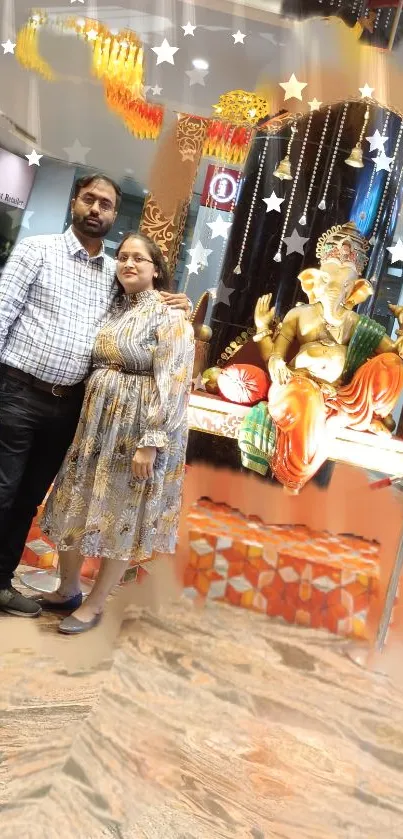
[201,367,222,394]
[193,324,212,342]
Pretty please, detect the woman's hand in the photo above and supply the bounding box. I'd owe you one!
[254,294,276,332]
[159,291,191,317]
[132,446,157,480]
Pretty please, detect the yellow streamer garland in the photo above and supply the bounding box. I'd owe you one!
[15,11,56,80]
[14,12,163,140]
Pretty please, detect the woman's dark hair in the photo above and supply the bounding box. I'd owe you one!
[74,173,122,212]
[115,231,172,293]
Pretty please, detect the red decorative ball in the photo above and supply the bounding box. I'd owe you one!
[217,364,270,405]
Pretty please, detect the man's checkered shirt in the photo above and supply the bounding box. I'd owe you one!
[0,227,117,386]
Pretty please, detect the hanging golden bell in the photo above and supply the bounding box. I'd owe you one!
[273,154,293,180]
[345,143,364,168]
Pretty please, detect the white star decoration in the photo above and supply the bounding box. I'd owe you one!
[366,129,388,153]
[186,241,213,275]
[21,210,34,229]
[182,22,196,37]
[283,228,309,256]
[359,83,374,99]
[263,192,284,213]
[25,149,42,166]
[151,84,162,95]
[186,68,209,87]
[232,30,246,44]
[63,139,91,164]
[373,151,394,172]
[279,74,307,101]
[308,98,322,112]
[192,373,206,391]
[387,239,403,263]
[87,29,98,42]
[215,284,235,306]
[151,39,179,66]
[2,40,16,54]
[207,215,232,240]
[7,209,34,230]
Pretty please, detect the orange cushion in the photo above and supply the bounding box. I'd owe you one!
[217,364,269,405]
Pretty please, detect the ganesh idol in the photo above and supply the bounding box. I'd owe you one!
[239,222,403,492]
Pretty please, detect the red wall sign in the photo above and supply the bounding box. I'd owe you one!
[200,164,242,211]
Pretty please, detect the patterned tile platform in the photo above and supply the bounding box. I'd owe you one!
[184,499,380,638]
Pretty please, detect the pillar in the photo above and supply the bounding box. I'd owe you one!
[139,113,208,274]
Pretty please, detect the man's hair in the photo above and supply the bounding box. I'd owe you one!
[73,173,123,211]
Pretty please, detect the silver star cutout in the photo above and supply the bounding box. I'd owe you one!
[283,228,309,256]
[366,129,388,153]
[182,22,196,37]
[187,240,212,267]
[206,215,232,240]
[308,98,322,112]
[232,30,246,44]
[192,373,206,391]
[25,149,42,166]
[359,83,374,99]
[151,84,162,95]
[2,40,16,54]
[215,284,235,306]
[186,68,209,87]
[259,33,279,46]
[7,209,34,230]
[151,39,179,66]
[279,73,307,101]
[387,239,403,264]
[262,192,284,213]
[373,151,394,172]
[63,139,91,164]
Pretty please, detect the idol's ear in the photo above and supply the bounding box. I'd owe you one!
[344,278,374,310]
[297,268,322,304]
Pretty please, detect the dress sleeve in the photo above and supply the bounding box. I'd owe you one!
[0,238,42,355]
[137,308,195,449]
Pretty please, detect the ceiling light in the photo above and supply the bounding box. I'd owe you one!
[192,59,209,70]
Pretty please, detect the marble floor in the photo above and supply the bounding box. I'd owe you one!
[1,568,403,839]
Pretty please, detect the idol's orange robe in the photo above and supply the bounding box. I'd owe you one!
[269,352,403,491]
[239,316,403,490]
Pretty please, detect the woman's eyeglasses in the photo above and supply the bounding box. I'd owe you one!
[116,254,154,265]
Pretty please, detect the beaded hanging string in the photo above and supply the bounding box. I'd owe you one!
[273,113,313,263]
[369,118,403,245]
[233,132,269,275]
[299,106,331,226]
[318,102,349,211]
[365,111,390,201]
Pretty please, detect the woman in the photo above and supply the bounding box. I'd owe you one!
[36,232,195,634]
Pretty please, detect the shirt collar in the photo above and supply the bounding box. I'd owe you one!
[64,225,105,262]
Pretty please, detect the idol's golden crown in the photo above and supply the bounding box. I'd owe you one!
[316,222,369,274]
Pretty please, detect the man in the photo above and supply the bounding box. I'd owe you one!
[0,173,191,617]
